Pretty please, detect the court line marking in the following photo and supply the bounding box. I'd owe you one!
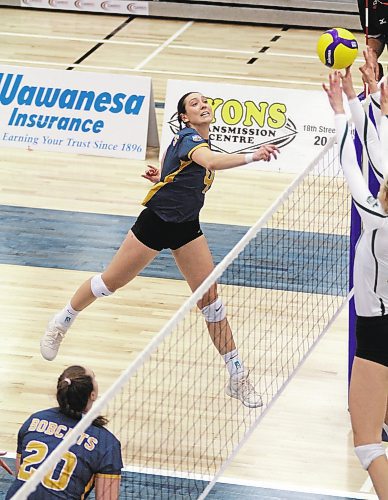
[134,21,193,71]
[360,477,373,494]
[0,31,254,53]
[67,15,132,70]
[169,43,254,54]
[119,463,378,499]
[2,453,377,498]
[0,57,324,87]
[269,52,388,65]
[2,456,376,499]
[4,31,386,65]
[0,31,158,46]
[219,476,378,500]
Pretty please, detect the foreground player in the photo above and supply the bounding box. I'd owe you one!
[40,92,279,408]
[6,365,122,499]
[323,70,388,499]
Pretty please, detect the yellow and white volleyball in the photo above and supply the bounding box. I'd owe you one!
[316,28,358,69]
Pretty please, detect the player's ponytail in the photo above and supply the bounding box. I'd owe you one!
[57,365,108,428]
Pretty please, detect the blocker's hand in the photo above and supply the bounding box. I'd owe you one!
[359,47,379,94]
[322,71,345,114]
[341,66,357,100]
[359,45,380,83]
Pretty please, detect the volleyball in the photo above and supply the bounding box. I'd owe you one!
[316,28,358,69]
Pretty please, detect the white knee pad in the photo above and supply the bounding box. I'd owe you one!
[354,443,386,470]
[90,274,113,298]
[201,297,226,323]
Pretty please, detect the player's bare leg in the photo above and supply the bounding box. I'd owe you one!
[173,235,262,408]
[350,357,388,498]
[40,231,158,360]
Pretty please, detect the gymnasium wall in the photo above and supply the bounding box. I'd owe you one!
[0,0,362,30]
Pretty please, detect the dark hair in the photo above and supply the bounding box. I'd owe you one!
[177,91,200,130]
[57,365,107,428]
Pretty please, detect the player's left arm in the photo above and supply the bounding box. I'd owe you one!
[95,474,121,500]
[335,113,388,229]
[12,417,29,477]
[346,96,383,180]
[142,165,161,183]
[95,437,123,500]
[341,64,381,174]
[342,62,387,182]
[191,144,279,171]
[142,150,167,184]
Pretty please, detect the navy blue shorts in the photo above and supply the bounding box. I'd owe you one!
[356,315,388,367]
[131,208,203,251]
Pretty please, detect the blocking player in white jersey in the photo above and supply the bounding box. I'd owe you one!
[323,58,388,499]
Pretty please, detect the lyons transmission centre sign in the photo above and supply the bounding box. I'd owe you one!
[161,79,340,173]
[0,65,158,159]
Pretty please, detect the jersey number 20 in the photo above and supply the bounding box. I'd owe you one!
[18,440,77,491]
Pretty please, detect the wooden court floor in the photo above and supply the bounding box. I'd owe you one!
[0,7,382,499]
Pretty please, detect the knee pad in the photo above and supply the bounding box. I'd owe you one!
[354,443,386,470]
[90,274,113,298]
[201,297,226,323]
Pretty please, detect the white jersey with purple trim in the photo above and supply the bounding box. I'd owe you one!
[336,114,388,316]
[370,90,382,133]
[348,96,383,181]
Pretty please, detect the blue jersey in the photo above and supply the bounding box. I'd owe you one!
[142,127,215,222]
[6,407,122,499]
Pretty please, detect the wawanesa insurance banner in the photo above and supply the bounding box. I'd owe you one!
[162,79,346,173]
[0,65,155,159]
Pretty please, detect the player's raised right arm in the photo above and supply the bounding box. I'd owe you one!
[191,144,279,171]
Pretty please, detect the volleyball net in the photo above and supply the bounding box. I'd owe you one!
[12,137,351,499]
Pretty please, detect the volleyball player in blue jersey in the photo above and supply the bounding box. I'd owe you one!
[323,65,388,499]
[40,91,279,408]
[6,365,122,499]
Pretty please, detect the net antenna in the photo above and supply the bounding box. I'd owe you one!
[11,136,351,500]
